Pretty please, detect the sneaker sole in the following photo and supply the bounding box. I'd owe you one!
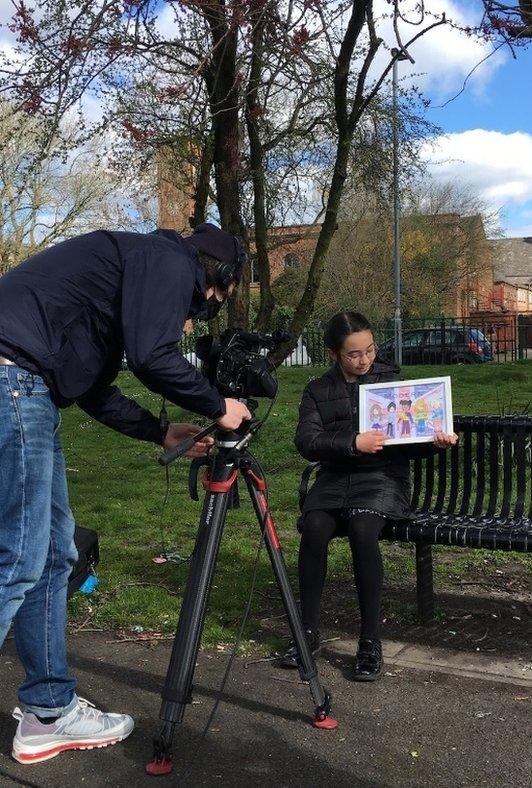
[12,734,129,764]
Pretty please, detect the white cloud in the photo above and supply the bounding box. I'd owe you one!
[420,129,532,236]
[154,4,181,38]
[370,0,506,100]
[505,224,532,238]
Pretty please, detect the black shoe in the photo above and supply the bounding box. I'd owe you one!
[280,629,320,669]
[352,638,383,681]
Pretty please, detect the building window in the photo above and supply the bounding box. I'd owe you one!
[250,255,260,285]
[468,292,478,310]
[283,252,300,269]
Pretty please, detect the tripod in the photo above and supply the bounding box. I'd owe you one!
[146,415,338,776]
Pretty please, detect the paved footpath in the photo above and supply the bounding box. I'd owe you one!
[0,632,531,788]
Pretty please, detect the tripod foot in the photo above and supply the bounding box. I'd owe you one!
[312,714,339,730]
[146,727,175,776]
[146,756,174,776]
[311,689,338,730]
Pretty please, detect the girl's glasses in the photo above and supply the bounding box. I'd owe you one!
[341,344,378,362]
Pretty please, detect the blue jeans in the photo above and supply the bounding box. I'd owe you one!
[0,364,78,715]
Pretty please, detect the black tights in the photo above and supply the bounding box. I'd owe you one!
[298,510,385,640]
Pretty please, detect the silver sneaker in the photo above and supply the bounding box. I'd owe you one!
[12,697,134,764]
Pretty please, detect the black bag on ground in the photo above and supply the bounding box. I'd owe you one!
[68,526,99,598]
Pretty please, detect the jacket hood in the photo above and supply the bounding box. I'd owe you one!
[150,228,207,319]
[183,222,244,284]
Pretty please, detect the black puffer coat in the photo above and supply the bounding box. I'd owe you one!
[295,361,440,521]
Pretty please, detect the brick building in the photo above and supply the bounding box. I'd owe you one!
[249,224,320,285]
[490,237,532,313]
[154,152,532,323]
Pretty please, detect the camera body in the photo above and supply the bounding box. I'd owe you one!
[195,329,288,399]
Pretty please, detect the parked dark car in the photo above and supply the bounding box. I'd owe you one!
[469,327,493,361]
[379,325,492,365]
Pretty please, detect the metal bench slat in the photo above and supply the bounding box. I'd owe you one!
[472,425,486,517]
[514,424,527,520]
[458,427,473,516]
[419,452,435,513]
[500,425,513,519]
[411,455,422,512]
[445,440,460,515]
[433,449,447,514]
[486,425,500,517]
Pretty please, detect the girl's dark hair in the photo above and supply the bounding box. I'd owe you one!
[323,311,373,352]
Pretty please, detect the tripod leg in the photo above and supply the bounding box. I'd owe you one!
[243,469,338,730]
[147,461,238,775]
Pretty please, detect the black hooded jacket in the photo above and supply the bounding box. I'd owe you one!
[0,229,225,444]
[296,361,441,520]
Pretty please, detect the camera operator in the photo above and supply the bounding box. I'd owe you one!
[0,222,251,765]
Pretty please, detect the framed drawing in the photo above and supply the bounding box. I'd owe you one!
[359,376,453,445]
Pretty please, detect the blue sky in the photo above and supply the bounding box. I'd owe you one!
[432,52,531,136]
[1,0,530,238]
[397,1,532,239]
[426,47,532,237]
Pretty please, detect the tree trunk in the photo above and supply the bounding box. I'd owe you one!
[205,8,249,328]
[246,6,275,331]
[192,132,214,229]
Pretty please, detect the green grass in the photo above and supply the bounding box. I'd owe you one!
[65,362,532,646]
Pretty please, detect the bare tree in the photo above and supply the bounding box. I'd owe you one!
[1,1,448,356]
[480,2,532,41]
[0,102,149,272]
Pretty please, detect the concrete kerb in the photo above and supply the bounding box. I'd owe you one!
[328,638,532,688]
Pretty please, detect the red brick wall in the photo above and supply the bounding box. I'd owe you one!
[156,146,195,233]
[250,224,320,286]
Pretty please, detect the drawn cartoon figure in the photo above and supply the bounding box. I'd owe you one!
[430,399,444,432]
[397,399,414,437]
[386,401,396,438]
[412,398,429,436]
[369,403,384,432]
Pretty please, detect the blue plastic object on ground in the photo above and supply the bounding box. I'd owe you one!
[79,575,99,594]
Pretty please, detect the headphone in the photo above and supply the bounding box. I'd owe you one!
[214,236,247,290]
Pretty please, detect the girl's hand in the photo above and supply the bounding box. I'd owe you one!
[433,431,458,449]
[355,431,386,454]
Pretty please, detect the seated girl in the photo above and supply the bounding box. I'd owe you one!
[282,311,457,680]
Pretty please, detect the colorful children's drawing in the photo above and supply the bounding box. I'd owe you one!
[412,398,429,436]
[359,377,453,445]
[397,399,414,437]
[386,401,396,439]
[430,399,444,432]
[369,403,384,432]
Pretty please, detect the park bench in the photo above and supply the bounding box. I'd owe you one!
[299,415,532,623]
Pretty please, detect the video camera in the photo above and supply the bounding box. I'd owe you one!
[195,328,289,400]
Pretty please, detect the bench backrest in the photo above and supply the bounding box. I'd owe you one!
[411,415,532,521]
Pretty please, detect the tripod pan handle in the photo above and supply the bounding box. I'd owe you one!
[159,423,217,467]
